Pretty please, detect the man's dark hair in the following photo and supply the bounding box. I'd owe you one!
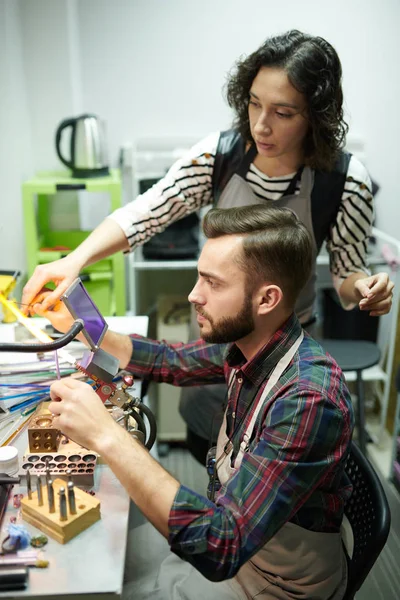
[225,30,348,171]
[203,204,313,309]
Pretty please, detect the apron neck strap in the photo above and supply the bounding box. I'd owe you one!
[282,165,304,196]
[236,144,304,195]
[236,144,258,178]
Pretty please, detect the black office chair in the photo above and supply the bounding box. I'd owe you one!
[319,339,380,455]
[343,441,391,599]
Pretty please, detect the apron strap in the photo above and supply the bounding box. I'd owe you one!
[283,166,304,196]
[236,144,258,179]
[235,330,304,468]
[237,144,304,196]
[228,369,236,387]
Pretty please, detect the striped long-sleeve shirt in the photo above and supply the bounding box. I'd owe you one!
[110,131,374,295]
[127,314,354,582]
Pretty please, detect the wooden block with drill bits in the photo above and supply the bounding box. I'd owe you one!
[20,407,99,486]
[21,472,101,544]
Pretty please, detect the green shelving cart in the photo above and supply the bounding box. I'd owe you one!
[22,169,126,316]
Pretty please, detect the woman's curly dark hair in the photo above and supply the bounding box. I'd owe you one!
[225,30,348,171]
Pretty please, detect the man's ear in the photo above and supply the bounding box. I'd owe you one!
[256,284,284,316]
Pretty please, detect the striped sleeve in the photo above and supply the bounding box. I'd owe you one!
[108,132,219,250]
[325,155,374,304]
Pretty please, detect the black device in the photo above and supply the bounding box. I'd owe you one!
[61,278,118,382]
[0,566,28,591]
[0,481,13,530]
[61,278,108,350]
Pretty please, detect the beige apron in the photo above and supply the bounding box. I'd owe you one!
[216,170,318,323]
[190,167,318,336]
[215,331,347,600]
[181,168,318,441]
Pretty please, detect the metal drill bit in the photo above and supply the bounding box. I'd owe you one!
[26,468,32,500]
[59,487,67,521]
[36,476,43,506]
[67,481,77,515]
[44,456,52,484]
[66,469,73,484]
[47,479,55,513]
[46,469,52,497]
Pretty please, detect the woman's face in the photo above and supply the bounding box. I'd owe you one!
[248,67,309,162]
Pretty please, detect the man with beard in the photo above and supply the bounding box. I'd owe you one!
[36,204,353,600]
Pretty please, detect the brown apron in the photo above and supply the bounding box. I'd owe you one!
[215,332,347,599]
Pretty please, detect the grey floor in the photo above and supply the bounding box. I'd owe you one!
[355,472,400,600]
[158,445,400,600]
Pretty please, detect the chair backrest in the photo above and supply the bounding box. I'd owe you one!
[343,441,391,599]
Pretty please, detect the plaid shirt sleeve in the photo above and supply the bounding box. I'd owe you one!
[126,334,227,386]
[168,383,352,582]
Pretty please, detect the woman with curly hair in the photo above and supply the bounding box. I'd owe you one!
[23,30,393,463]
[226,30,347,171]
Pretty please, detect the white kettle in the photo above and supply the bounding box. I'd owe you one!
[55,114,109,178]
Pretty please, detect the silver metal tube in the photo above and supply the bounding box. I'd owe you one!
[48,479,55,513]
[26,468,32,500]
[45,462,51,486]
[59,487,67,521]
[36,477,43,506]
[67,481,77,515]
[66,469,73,484]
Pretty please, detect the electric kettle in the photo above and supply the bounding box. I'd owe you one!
[55,114,109,178]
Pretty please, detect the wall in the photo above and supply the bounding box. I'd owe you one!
[75,0,400,238]
[19,0,83,170]
[0,0,32,275]
[0,0,81,280]
[1,0,400,280]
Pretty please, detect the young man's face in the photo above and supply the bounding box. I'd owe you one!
[188,235,256,344]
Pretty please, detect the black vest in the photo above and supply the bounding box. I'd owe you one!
[211,129,351,253]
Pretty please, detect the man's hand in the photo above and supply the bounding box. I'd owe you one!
[50,378,180,540]
[355,272,394,316]
[21,256,81,314]
[49,378,118,452]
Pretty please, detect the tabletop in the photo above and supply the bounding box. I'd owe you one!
[0,315,148,599]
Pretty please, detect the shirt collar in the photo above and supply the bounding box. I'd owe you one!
[225,313,302,386]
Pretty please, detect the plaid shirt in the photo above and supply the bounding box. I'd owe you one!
[127,314,354,582]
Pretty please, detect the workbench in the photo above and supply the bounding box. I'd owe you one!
[0,315,148,599]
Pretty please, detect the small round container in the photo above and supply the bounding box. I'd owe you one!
[0,446,19,476]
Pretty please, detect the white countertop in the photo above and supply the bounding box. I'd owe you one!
[0,315,149,599]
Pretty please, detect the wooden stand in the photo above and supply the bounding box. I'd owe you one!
[21,402,99,485]
[21,478,101,544]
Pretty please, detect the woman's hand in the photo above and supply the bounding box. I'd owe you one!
[355,272,395,316]
[21,256,81,314]
[29,288,86,343]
